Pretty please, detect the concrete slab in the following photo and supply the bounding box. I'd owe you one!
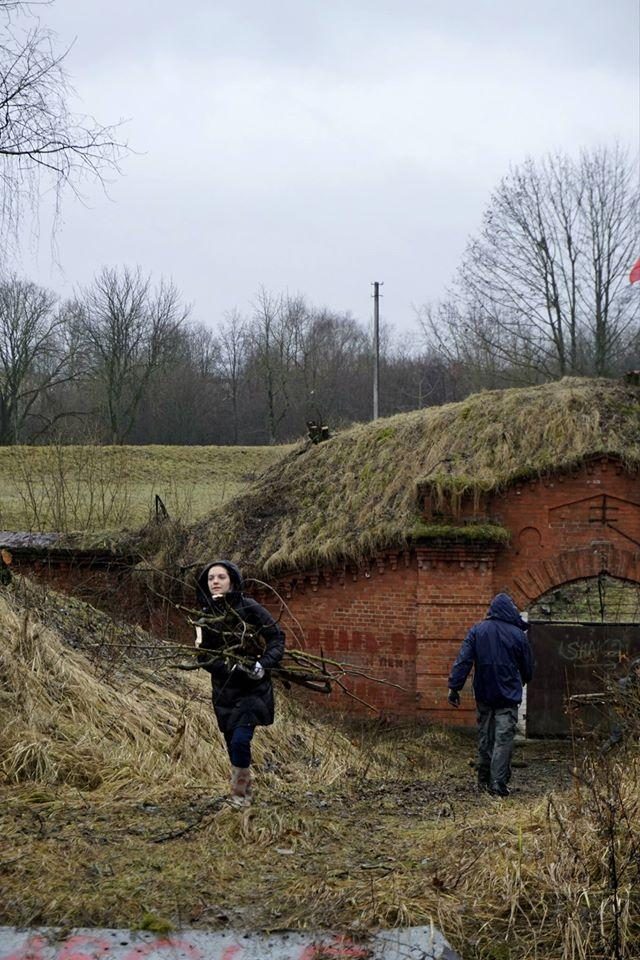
[0,926,460,960]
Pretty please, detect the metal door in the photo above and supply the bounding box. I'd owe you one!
[526,622,640,736]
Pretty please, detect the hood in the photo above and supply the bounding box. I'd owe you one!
[487,592,527,629]
[196,559,244,607]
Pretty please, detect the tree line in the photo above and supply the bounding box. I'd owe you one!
[2,145,636,446]
[0,268,463,445]
[420,145,640,391]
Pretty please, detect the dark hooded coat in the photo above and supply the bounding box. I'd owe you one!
[448,593,533,707]
[195,560,285,733]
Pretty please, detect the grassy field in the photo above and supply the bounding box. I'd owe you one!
[0,444,292,533]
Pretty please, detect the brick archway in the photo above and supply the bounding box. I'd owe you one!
[505,542,640,735]
[506,543,640,609]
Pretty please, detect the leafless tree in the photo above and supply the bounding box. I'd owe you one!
[297,308,370,423]
[216,309,248,444]
[249,288,308,444]
[0,0,125,246]
[77,266,189,444]
[0,2,51,12]
[423,146,639,382]
[0,275,80,443]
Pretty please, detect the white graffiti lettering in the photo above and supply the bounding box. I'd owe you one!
[558,638,628,662]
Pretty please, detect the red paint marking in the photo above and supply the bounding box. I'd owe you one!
[0,936,46,960]
[58,935,112,960]
[220,948,244,960]
[299,936,370,959]
[121,937,203,960]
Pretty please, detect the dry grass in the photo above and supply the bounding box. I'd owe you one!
[180,377,640,577]
[0,444,290,533]
[0,576,371,795]
[2,576,640,957]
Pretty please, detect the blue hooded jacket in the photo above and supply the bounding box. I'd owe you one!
[448,593,533,707]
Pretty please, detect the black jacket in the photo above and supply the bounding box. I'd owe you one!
[195,561,285,732]
[448,593,533,707]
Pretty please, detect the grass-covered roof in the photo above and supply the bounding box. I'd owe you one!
[181,377,640,577]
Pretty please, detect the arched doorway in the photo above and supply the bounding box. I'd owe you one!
[526,576,640,736]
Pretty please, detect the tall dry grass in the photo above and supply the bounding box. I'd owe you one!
[181,376,640,577]
[0,579,376,797]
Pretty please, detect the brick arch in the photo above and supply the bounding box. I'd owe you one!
[506,542,640,608]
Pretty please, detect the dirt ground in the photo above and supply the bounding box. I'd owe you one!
[0,731,575,936]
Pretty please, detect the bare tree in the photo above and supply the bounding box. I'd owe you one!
[297,308,370,423]
[0,2,51,13]
[249,289,307,444]
[0,0,125,244]
[216,309,248,444]
[419,299,550,391]
[581,149,639,374]
[424,146,639,382]
[0,275,79,443]
[78,267,189,444]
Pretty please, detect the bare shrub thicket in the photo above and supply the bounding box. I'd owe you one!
[8,442,134,531]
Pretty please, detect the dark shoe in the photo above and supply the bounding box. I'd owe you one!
[489,783,510,797]
[477,779,491,794]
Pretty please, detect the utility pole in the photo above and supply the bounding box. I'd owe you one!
[372,281,383,420]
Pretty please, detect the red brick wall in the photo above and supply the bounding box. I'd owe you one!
[414,550,493,727]
[268,557,419,719]
[490,458,640,605]
[256,543,499,725]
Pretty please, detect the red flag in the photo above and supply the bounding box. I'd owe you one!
[631,257,640,284]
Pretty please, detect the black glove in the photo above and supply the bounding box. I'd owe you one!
[447,688,460,708]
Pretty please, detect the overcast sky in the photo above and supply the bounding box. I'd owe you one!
[15,0,640,335]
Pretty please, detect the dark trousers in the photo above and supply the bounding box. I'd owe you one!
[223,725,255,767]
[476,702,518,791]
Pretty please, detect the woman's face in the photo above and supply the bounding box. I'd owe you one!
[207,565,232,597]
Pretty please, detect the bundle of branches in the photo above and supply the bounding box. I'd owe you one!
[171,598,404,711]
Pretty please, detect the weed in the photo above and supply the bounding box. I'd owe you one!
[137,913,175,934]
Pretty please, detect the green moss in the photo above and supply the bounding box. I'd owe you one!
[410,520,510,544]
[137,913,175,934]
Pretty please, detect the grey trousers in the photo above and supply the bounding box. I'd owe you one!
[476,702,519,791]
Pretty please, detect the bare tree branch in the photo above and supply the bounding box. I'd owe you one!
[0,274,84,442]
[0,1,127,246]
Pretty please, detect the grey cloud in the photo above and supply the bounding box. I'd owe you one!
[14,0,640,333]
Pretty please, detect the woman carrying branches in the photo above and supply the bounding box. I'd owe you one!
[195,560,285,807]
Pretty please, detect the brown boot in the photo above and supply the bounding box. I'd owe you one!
[229,766,252,807]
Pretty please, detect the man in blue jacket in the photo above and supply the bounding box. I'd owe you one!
[447,593,533,796]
